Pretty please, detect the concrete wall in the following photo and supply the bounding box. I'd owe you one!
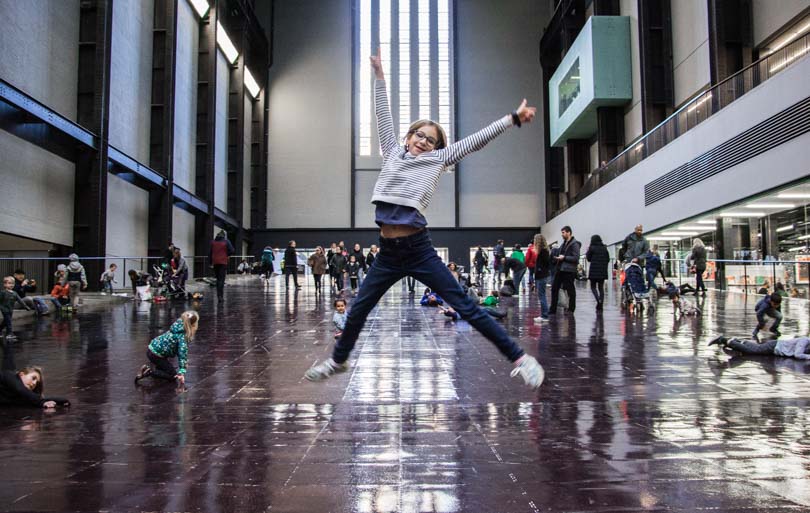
[456,0,547,227]
[109,0,153,163]
[214,52,229,211]
[671,0,711,107]
[266,0,352,228]
[752,0,810,47]
[620,0,643,143]
[172,206,196,278]
[173,0,199,192]
[0,130,75,246]
[0,0,80,120]
[105,173,149,274]
[542,53,810,248]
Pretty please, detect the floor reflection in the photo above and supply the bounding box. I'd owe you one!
[1,278,810,511]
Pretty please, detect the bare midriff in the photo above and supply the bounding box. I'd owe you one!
[379,224,423,239]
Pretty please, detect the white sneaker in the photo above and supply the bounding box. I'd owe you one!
[304,358,349,381]
[510,355,545,388]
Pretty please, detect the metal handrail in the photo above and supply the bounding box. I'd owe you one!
[551,32,810,219]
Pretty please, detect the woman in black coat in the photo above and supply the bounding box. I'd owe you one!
[585,234,610,310]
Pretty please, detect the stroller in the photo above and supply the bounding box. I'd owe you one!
[621,262,656,313]
[151,262,189,300]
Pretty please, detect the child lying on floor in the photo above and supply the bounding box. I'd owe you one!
[0,341,70,408]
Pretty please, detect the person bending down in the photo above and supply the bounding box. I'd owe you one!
[753,293,782,340]
[708,334,810,360]
[0,341,69,408]
[134,311,199,387]
[304,48,543,388]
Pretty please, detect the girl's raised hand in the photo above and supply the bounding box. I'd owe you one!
[516,99,537,125]
[370,47,384,80]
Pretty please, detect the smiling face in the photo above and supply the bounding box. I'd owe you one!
[405,124,441,156]
[19,370,41,392]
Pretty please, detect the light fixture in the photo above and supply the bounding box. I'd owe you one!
[798,234,810,240]
[705,246,714,251]
[188,0,209,17]
[776,224,795,232]
[788,245,808,252]
[661,231,699,237]
[764,20,810,55]
[778,193,810,199]
[696,219,717,225]
[678,225,709,230]
[720,211,766,217]
[647,236,681,241]
[745,202,795,209]
[216,21,239,64]
[244,68,260,98]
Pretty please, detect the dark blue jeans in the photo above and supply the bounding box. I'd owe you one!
[332,230,525,364]
[728,339,777,355]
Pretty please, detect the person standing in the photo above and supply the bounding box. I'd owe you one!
[585,235,610,311]
[284,241,301,290]
[644,246,662,291]
[549,226,581,314]
[686,238,708,295]
[64,254,88,310]
[621,225,649,265]
[351,243,367,285]
[260,246,275,279]
[307,246,328,294]
[493,239,506,282]
[473,246,488,287]
[329,248,347,292]
[209,230,235,302]
[366,245,379,270]
[525,242,537,291]
[532,234,551,323]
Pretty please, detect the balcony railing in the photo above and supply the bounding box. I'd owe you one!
[551,32,810,219]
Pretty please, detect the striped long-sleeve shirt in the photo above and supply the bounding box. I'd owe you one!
[371,79,514,213]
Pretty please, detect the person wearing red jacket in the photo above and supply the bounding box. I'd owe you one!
[525,242,537,292]
[210,230,235,302]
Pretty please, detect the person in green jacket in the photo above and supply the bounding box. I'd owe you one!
[510,244,526,263]
[134,310,199,386]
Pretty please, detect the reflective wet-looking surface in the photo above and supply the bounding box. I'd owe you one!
[2,277,810,512]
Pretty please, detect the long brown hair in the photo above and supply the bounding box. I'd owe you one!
[405,120,448,149]
[533,233,548,252]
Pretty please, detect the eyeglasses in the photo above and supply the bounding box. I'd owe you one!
[412,130,438,147]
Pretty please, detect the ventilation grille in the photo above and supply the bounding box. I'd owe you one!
[645,96,810,206]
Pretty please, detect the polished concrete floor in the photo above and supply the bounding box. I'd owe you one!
[2,275,810,512]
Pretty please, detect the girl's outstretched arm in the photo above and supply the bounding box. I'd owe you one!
[437,99,536,167]
[371,48,399,158]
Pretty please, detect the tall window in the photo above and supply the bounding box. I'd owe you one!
[357,0,454,160]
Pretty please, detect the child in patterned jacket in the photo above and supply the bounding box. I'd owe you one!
[134,310,199,386]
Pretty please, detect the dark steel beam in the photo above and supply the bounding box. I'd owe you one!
[108,146,167,188]
[638,0,674,132]
[73,0,113,289]
[0,79,97,149]
[148,0,178,257]
[195,0,218,264]
[173,185,210,214]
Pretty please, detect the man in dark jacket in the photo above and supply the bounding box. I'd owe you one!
[210,230,235,301]
[622,225,650,265]
[473,247,488,287]
[549,226,581,314]
[284,241,301,289]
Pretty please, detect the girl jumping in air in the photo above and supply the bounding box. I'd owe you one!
[134,310,199,387]
[305,49,544,388]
